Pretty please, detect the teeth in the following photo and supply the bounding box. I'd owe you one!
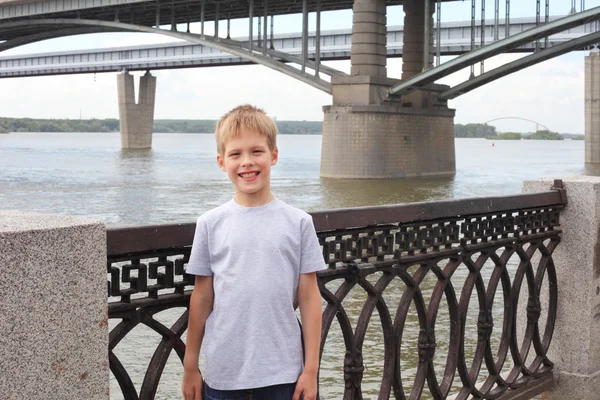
[240,172,258,178]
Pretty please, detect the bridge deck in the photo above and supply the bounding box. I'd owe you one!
[1,17,592,78]
[0,0,459,43]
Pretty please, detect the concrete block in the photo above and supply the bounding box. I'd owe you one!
[352,13,386,25]
[352,0,386,14]
[0,211,107,399]
[321,105,456,178]
[351,43,387,55]
[350,33,386,45]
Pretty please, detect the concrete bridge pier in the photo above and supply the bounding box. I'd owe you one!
[320,0,455,179]
[585,50,600,163]
[117,71,156,149]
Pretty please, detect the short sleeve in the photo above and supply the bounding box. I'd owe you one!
[300,215,327,274]
[186,217,213,276]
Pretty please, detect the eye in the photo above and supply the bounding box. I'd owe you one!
[253,149,264,154]
[229,152,240,157]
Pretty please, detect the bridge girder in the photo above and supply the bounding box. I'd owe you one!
[0,0,461,42]
[440,30,600,100]
[2,8,600,98]
[0,18,336,93]
[0,26,125,53]
[388,6,600,98]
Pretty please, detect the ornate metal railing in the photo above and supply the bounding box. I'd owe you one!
[107,181,567,400]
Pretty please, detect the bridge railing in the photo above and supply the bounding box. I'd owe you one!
[107,182,567,399]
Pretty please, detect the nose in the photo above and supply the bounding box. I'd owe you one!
[241,154,254,167]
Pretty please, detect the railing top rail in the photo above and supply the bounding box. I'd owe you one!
[107,181,566,258]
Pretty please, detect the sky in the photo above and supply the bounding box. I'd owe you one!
[0,0,597,133]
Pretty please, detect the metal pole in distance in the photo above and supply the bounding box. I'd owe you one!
[470,0,475,78]
[215,2,220,38]
[227,19,231,39]
[200,0,205,37]
[436,0,441,66]
[536,0,541,51]
[545,0,549,46]
[480,0,485,74]
[301,0,308,74]
[249,0,254,53]
[170,2,176,31]
[263,0,268,55]
[494,0,499,40]
[258,11,262,48]
[505,0,510,39]
[270,15,274,49]
[155,3,160,28]
[423,0,431,72]
[316,0,321,77]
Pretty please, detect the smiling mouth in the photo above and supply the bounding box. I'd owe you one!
[239,172,259,179]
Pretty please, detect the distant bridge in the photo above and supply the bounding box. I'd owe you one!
[0,17,595,78]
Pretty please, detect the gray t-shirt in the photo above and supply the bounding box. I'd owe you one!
[186,198,326,390]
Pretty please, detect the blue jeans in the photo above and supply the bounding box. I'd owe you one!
[204,382,297,400]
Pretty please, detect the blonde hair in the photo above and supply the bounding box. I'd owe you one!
[215,104,278,155]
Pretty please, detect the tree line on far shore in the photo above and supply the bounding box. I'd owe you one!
[0,118,582,140]
[0,118,322,135]
[455,124,579,140]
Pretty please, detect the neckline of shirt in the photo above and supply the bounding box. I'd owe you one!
[229,197,280,215]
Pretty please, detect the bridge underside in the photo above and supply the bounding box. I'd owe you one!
[0,0,456,42]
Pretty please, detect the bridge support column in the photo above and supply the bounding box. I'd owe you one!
[402,0,434,80]
[117,71,156,149]
[585,50,600,163]
[320,0,455,179]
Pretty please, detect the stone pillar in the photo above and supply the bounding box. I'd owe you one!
[585,51,600,163]
[522,177,600,399]
[117,71,157,149]
[319,0,455,179]
[0,211,108,399]
[401,0,435,109]
[402,0,434,80]
[351,0,387,77]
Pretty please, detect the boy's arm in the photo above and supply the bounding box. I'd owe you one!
[294,272,322,400]
[182,275,214,400]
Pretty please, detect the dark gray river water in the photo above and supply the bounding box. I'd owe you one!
[1,132,594,224]
[1,132,594,399]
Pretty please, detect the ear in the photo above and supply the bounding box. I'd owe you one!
[216,153,226,171]
[271,147,279,166]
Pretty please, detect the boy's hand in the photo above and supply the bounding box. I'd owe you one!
[181,368,203,400]
[293,370,318,400]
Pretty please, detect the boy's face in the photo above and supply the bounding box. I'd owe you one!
[217,130,278,206]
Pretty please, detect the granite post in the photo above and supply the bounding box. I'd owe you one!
[522,176,600,399]
[585,50,600,163]
[0,211,108,399]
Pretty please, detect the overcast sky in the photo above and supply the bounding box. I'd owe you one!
[0,0,597,133]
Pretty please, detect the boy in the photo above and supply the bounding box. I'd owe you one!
[181,105,326,400]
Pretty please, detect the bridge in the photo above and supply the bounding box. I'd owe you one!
[1,0,600,177]
[0,17,594,78]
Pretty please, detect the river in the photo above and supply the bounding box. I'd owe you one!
[1,132,595,399]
